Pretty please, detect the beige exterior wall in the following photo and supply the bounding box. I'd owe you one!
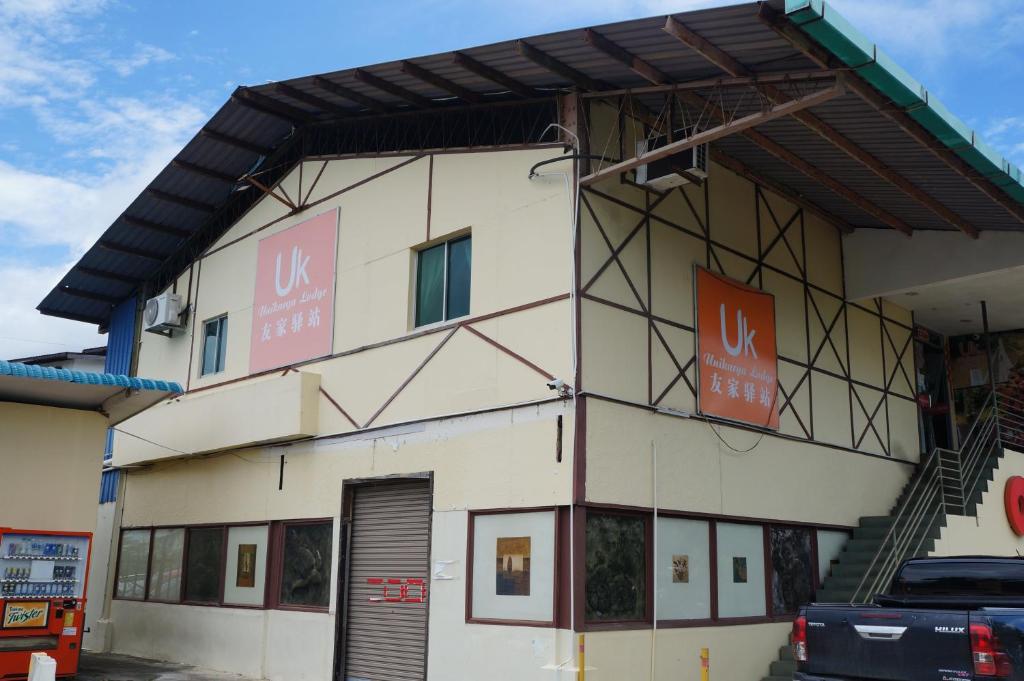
[931,448,1024,556]
[579,160,919,464]
[113,402,574,680]
[0,403,106,533]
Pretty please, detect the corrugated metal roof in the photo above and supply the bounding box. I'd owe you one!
[0,360,181,393]
[38,0,1024,326]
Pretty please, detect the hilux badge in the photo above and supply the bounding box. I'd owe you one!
[934,626,966,634]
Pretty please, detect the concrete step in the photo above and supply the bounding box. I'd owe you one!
[778,645,793,661]
[770,659,797,677]
[760,677,793,681]
[858,516,895,528]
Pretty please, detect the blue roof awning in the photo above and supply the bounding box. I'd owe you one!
[0,360,182,425]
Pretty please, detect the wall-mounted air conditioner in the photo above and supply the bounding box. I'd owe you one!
[635,128,709,191]
[143,292,185,336]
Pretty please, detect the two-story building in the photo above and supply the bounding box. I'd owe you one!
[36,2,1024,680]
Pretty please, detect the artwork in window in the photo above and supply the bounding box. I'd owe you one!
[770,526,814,615]
[733,557,748,583]
[585,513,646,621]
[115,529,151,600]
[224,525,268,606]
[147,528,184,602]
[716,522,766,618]
[656,517,709,621]
[471,511,554,622]
[184,527,223,603]
[279,522,332,608]
[672,555,689,583]
[236,544,257,588]
[495,536,530,596]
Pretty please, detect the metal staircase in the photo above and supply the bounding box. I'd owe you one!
[759,389,1024,681]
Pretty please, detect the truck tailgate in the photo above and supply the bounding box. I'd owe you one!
[803,605,973,681]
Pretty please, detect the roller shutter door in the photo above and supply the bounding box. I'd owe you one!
[344,480,431,681]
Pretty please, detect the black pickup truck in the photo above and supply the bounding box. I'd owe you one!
[792,556,1024,680]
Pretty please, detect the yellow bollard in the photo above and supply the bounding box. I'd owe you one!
[700,647,709,681]
[578,633,586,681]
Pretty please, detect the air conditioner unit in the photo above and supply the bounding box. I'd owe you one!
[635,129,709,191]
[143,292,185,336]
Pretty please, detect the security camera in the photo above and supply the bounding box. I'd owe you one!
[546,378,573,397]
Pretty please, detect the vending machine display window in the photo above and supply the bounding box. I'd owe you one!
[0,528,92,679]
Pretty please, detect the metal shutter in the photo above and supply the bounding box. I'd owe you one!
[344,480,432,681]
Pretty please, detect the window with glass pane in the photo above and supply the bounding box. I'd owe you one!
[279,522,333,608]
[147,528,184,602]
[414,235,471,327]
[715,522,766,618]
[184,527,223,603]
[769,526,814,616]
[656,517,711,621]
[115,529,151,600]
[585,513,646,621]
[201,315,228,376]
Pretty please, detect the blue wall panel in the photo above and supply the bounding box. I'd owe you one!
[101,297,136,502]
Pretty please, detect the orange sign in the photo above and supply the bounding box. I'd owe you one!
[695,267,778,429]
[2,601,48,629]
[249,209,339,374]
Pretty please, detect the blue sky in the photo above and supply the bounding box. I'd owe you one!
[1,0,1023,361]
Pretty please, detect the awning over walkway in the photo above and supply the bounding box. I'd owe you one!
[0,361,183,425]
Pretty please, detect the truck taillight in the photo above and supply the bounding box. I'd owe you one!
[791,615,808,663]
[971,622,1012,677]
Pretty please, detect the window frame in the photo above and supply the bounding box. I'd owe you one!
[200,314,229,376]
[577,506,845,632]
[267,518,335,613]
[413,233,472,329]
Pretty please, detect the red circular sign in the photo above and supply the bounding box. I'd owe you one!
[1004,476,1024,536]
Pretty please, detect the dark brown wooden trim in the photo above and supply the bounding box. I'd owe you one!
[462,324,556,381]
[184,293,569,396]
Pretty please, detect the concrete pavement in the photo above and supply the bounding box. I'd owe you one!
[77,652,262,681]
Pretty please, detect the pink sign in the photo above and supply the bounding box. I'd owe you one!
[249,209,338,374]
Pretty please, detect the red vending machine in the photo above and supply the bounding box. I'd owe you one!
[0,529,91,679]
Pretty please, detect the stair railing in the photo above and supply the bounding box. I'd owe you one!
[848,387,1021,604]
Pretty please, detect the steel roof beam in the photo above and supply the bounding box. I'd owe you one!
[759,5,1024,229]
[274,83,355,117]
[120,215,193,239]
[233,87,312,125]
[514,40,609,92]
[311,76,390,114]
[399,61,483,104]
[582,82,846,186]
[58,285,123,304]
[451,52,538,98]
[582,28,669,85]
[199,129,273,156]
[76,266,142,285]
[666,16,932,237]
[711,147,853,234]
[353,69,433,108]
[37,307,106,325]
[170,160,238,184]
[97,240,169,261]
[579,70,838,99]
[145,189,216,213]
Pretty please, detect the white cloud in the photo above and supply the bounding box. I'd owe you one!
[827,0,1022,60]
[0,0,210,359]
[0,259,106,361]
[108,43,176,77]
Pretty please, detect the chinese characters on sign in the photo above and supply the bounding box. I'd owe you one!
[249,209,338,374]
[695,267,779,430]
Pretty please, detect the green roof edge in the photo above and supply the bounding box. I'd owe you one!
[784,0,1024,204]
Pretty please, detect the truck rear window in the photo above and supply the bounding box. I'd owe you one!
[893,561,1024,597]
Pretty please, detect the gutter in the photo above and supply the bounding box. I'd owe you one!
[784,0,1024,203]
